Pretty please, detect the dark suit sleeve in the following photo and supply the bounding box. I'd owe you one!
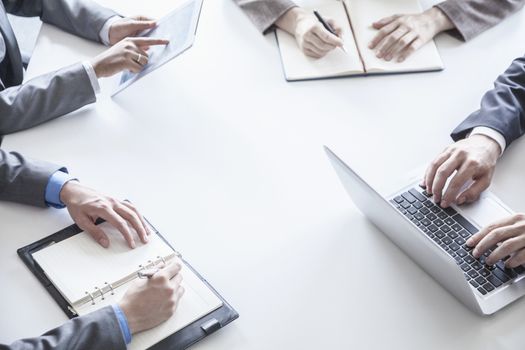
[2,0,118,42]
[0,306,127,350]
[435,0,525,41]
[232,0,297,34]
[0,62,96,135]
[0,149,63,207]
[451,56,525,146]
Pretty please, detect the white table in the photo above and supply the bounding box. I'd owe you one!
[2,0,525,348]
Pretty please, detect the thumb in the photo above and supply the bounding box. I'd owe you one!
[456,177,491,205]
[132,15,155,21]
[77,216,110,248]
[123,19,156,32]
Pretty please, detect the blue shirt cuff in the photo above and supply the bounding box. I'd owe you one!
[112,304,132,344]
[44,170,75,208]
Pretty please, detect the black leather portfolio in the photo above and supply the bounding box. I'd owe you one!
[18,219,238,349]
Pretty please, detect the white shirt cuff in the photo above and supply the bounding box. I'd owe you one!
[469,126,506,156]
[99,15,122,46]
[82,61,100,95]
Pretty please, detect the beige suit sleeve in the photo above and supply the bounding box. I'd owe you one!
[435,0,525,41]
[232,0,297,34]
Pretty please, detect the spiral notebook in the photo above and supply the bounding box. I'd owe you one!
[275,0,444,81]
[18,220,238,350]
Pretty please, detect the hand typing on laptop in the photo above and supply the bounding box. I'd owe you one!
[421,134,500,208]
[60,181,150,249]
[275,7,344,58]
[466,215,525,268]
[420,133,525,269]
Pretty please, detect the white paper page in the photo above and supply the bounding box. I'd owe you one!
[345,0,443,73]
[76,264,223,350]
[33,222,176,304]
[276,1,364,81]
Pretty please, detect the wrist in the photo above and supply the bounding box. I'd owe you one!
[59,180,81,206]
[424,7,454,35]
[469,134,501,160]
[118,301,139,335]
[90,57,103,78]
[276,6,305,35]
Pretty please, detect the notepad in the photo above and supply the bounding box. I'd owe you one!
[276,0,444,81]
[33,222,223,350]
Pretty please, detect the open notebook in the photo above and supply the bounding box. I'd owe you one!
[276,0,444,81]
[23,221,236,350]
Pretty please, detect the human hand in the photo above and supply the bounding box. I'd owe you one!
[368,7,453,62]
[90,37,169,78]
[109,15,157,46]
[421,134,500,208]
[467,214,525,268]
[60,181,150,248]
[276,7,343,58]
[118,261,185,334]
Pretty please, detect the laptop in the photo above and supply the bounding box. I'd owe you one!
[324,146,525,315]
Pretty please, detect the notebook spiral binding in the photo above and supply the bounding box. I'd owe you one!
[72,251,181,311]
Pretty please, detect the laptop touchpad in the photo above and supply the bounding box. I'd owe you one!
[456,194,513,229]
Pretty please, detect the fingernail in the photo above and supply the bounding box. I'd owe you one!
[397,57,405,62]
[472,248,479,257]
[466,238,473,246]
[99,237,109,248]
[441,200,448,208]
[144,235,149,242]
[457,197,466,205]
[131,241,136,249]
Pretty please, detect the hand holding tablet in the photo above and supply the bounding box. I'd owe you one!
[112,0,203,96]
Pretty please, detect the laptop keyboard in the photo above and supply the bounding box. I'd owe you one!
[390,187,525,296]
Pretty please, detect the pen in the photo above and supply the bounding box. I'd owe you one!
[313,10,346,53]
[138,268,159,279]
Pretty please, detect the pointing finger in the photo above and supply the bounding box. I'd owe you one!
[130,37,170,47]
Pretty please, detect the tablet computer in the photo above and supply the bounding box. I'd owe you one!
[112,0,203,96]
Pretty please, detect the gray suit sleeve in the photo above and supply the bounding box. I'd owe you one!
[0,149,64,207]
[0,62,96,135]
[451,56,525,146]
[232,0,297,34]
[2,0,118,42]
[435,0,525,41]
[0,306,127,350]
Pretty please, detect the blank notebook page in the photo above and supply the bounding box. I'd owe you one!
[33,222,223,349]
[276,0,363,80]
[345,0,443,73]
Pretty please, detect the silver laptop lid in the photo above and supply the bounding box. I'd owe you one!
[324,146,482,314]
